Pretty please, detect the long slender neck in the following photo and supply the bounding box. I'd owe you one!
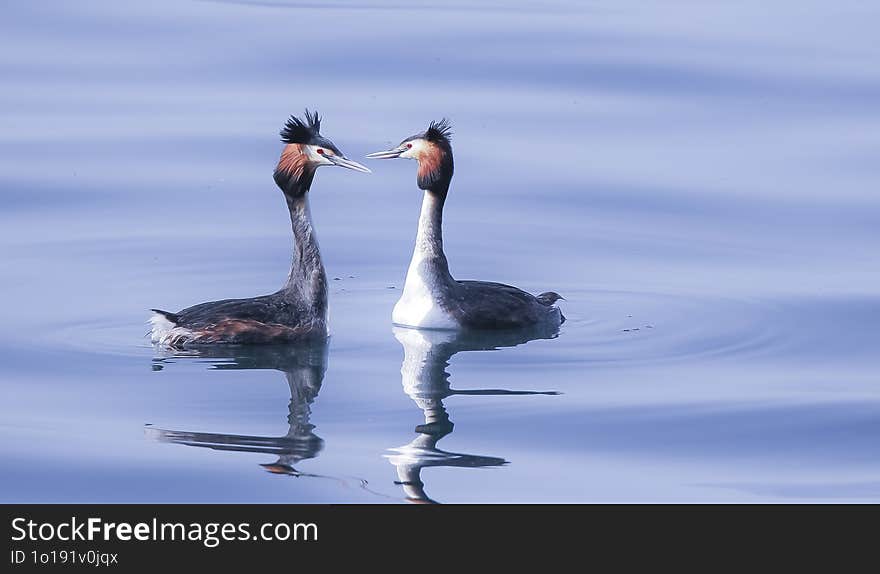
[283,194,327,315]
[409,186,453,283]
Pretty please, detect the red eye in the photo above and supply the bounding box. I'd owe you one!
[406,143,412,149]
[316,148,325,155]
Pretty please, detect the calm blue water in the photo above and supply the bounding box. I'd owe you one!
[2,0,879,503]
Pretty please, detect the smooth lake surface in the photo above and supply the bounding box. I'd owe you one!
[2,0,879,503]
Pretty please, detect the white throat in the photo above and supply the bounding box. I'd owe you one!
[392,192,458,329]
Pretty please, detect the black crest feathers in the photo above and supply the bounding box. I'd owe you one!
[280,109,321,144]
[424,118,453,144]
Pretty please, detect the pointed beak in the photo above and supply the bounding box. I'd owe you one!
[365,145,406,160]
[326,154,371,173]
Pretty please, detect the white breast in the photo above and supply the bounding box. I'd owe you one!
[392,259,459,330]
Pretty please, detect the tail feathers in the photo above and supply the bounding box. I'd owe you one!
[535,292,565,324]
[536,291,564,306]
[150,308,180,324]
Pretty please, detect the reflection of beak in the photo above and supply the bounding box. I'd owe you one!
[326,154,371,173]
[365,145,406,160]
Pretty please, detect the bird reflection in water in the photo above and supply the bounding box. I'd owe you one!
[146,341,341,483]
[388,325,560,503]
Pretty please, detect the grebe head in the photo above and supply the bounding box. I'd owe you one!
[274,109,370,196]
[366,118,454,191]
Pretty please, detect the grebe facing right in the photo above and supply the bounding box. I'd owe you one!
[150,110,369,349]
[367,119,565,331]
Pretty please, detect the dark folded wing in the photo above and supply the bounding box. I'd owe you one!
[174,295,289,329]
[451,280,550,329]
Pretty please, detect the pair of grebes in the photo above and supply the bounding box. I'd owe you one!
[149,110,564,347]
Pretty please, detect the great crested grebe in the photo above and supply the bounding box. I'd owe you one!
[150,110,370,348]
[367,119,565,331]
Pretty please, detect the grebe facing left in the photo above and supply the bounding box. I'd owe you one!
[367,119,565,331]
[150,110,370,349]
